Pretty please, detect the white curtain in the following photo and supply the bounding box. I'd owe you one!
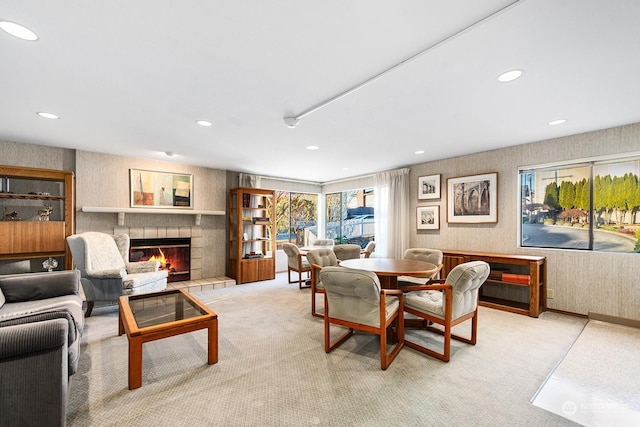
[374,168,410,258]
[239,173,261,188]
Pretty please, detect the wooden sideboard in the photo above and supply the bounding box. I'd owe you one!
[441,250,546,317]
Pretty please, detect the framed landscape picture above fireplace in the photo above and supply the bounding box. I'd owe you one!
[130,169,193,209]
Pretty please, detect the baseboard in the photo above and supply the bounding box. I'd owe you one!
[588,312,640,329]
[545,308,587,319]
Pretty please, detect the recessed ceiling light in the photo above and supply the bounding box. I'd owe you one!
[342,167,349,171]
[196,120,212,127]
[306,145,319,150]
[548,119,567,126]
[0,21,38,41]
[37,112,59,119]
[415,150,425,155]
[497,69,524,83]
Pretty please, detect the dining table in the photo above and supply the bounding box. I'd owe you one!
[339,258,438,289]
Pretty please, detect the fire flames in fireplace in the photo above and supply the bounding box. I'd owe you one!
[148,248,168,267]
[129,238,190,283]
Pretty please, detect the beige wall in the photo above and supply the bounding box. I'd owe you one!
[74,150,228,279]
[408,123,640,321]
[1,141,229,279]
[0,140,75,171]
[3,122,640,320]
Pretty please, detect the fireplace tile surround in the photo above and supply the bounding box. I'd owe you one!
[113,225,235,290]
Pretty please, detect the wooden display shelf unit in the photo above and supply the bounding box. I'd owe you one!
[228,187,276,284]
[441,250,546,317]
[0,165,75,270]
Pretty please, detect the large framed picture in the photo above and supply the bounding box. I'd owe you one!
[447,172,497,223]
[417,205,439,230]
[418,174,441,200]
[130,169,193,209]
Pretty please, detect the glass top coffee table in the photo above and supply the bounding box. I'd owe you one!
[118,288,218,389]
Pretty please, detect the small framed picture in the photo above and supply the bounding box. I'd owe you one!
[417,205,440,230]
[418,174,441,200]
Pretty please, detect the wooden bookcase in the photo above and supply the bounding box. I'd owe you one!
[0,165,75,270]
[228,188,276,284]
[441,250,546,317]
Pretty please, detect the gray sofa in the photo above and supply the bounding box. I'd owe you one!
[0,270,84,427]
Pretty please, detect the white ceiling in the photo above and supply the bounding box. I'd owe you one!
[1,1,640,183]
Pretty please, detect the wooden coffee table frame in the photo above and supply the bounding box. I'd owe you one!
[118,288,218,389]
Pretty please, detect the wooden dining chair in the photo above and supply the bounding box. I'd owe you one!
[332,244,361,261]
[401,261,490,362]
[282,243,311,289]
[362,241,376,258]
[320,266,404,370]
[313,239,335,247]
[397,248,443,286]
[305,248,339,317]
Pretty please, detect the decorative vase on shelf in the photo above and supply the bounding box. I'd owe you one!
[43,257,58,272]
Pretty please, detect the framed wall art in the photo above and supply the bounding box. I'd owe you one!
[447,172,497,223]
[130,169,193,209]
[418,174,441,200]
[417,205,439,230]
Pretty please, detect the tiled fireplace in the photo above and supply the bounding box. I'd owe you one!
[129,237,191,283]
[114,225,204,281]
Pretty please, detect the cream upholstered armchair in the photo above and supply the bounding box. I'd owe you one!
[397,248,444,286]
[402,261,490,362]
[362,241,376,258]
[67,232,168,317]
[313,239,334,247]
[282,243,311,289]
[320,266,404,370]
[332,244,362,261]
[305,248,339,317]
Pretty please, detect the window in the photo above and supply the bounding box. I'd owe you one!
[325,188,375,248]
[275,191,318,248]
[520,155,640,252]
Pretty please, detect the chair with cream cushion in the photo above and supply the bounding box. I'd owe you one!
[66,232,168,317]
[282,243,311,289]
[320,266,404,370]
[305,248,339,317]
[402,261,490,362]
[313,239,335,247]
[362,241,376,258]
[332,244,362,261]
[397,248,443,286]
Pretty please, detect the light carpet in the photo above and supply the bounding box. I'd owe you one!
[68,273,588,426]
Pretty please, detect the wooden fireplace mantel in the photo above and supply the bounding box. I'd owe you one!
[81,206,225,226]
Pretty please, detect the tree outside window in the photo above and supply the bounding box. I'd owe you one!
[275,191,318,247]
[520,158,640,252]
